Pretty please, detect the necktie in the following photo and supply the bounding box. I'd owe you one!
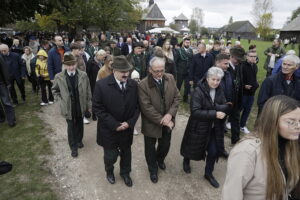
[120,82,125,94]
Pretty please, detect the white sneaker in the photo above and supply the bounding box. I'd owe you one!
[83,117,90,124]
[40,102,48,106]
[133,129,139,135]
[48,101,54,105]
[241,127,250,134]
[226,122,231,130]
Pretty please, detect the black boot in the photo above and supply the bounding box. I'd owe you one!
[183,158,191,173]
[204,174,219,188]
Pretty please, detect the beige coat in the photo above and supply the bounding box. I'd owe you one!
[52,70,92,120]
[138,73,180,138]
[222,137,294,200]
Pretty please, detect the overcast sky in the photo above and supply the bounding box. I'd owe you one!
[140,0,299,29]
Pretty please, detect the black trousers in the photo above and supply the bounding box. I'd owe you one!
[228,105,241,144]
[9,78,25,104]
[176,73,190,101]
[66,117,83,151]
[40,79,53,103]
[27,74,38,93]
[104,147,131,176]
[0,84,16,124]
[144,127,172,174]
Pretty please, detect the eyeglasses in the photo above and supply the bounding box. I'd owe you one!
[285,120,300,130]
[151,69,165,74]
[248,55,257,58]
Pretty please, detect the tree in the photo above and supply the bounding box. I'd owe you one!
[189,19,198,34]
[190,7,204,33]
[0,0,72,26]
[251,0,273,39]
[256,13,273,39]
[228,16,233,24]
[286,6,300,23]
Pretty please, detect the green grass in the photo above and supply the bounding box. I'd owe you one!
[179,39,299,131]
[0,85,58,200]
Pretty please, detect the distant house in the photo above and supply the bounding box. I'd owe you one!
[220,20,256,39]
[280,15,300,42]
[138,0,166,32]
[174,13,189,30]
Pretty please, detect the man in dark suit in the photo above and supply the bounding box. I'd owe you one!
[189,43,214,88]
[0,54,16,127]
[92,55,140,187]
[121,38,133,56]
[227,47,245,145]
[0,44,26,105]
[175,37,193,102]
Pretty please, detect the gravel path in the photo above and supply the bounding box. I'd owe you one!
[40,103,231,200]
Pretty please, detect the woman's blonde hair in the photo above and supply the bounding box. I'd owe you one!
[255,95,300,200]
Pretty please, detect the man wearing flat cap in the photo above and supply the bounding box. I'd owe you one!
[52,52,92,158]
[92,55,140,187]
[227,46,245,144]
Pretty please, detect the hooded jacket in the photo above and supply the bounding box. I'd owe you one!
[35,50,49,80]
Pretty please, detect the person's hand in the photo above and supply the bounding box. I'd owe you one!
[22,77,26,80]
[189,81,194,86]
[245,85,252,89]
[50,80,54,83]
[268,53,273,56]
[116,122,129,131]
[160,114,172,126]
[216,111,226,119]
[166,121,174,130]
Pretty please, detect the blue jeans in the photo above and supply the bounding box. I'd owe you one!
[240,95,254,127]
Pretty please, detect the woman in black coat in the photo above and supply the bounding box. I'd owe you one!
[180,67,230,188]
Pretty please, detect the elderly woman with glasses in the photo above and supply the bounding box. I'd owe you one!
[222,95,300,200]
[180,67,230,188]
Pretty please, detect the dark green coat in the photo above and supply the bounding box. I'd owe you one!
[263,45,285,70]
[110,47,121,56]
[127,53,147,79]
[175,47,193,75]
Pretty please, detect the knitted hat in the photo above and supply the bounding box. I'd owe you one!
[112,55,133,72]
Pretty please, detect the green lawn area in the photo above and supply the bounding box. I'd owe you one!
[180,39,299,131]
[0,85,57,200]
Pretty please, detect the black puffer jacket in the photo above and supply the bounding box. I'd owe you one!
[180,78,230,161]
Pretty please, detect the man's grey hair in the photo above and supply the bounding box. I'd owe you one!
[0,44,9,50]
[206,66,224,79]
[149,56,165,68]
[283,55,300,67]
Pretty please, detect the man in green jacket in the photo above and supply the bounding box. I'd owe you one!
[263,39,285,77]
[52,53,92,158]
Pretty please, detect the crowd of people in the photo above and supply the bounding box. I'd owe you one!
[0,31,300,199]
